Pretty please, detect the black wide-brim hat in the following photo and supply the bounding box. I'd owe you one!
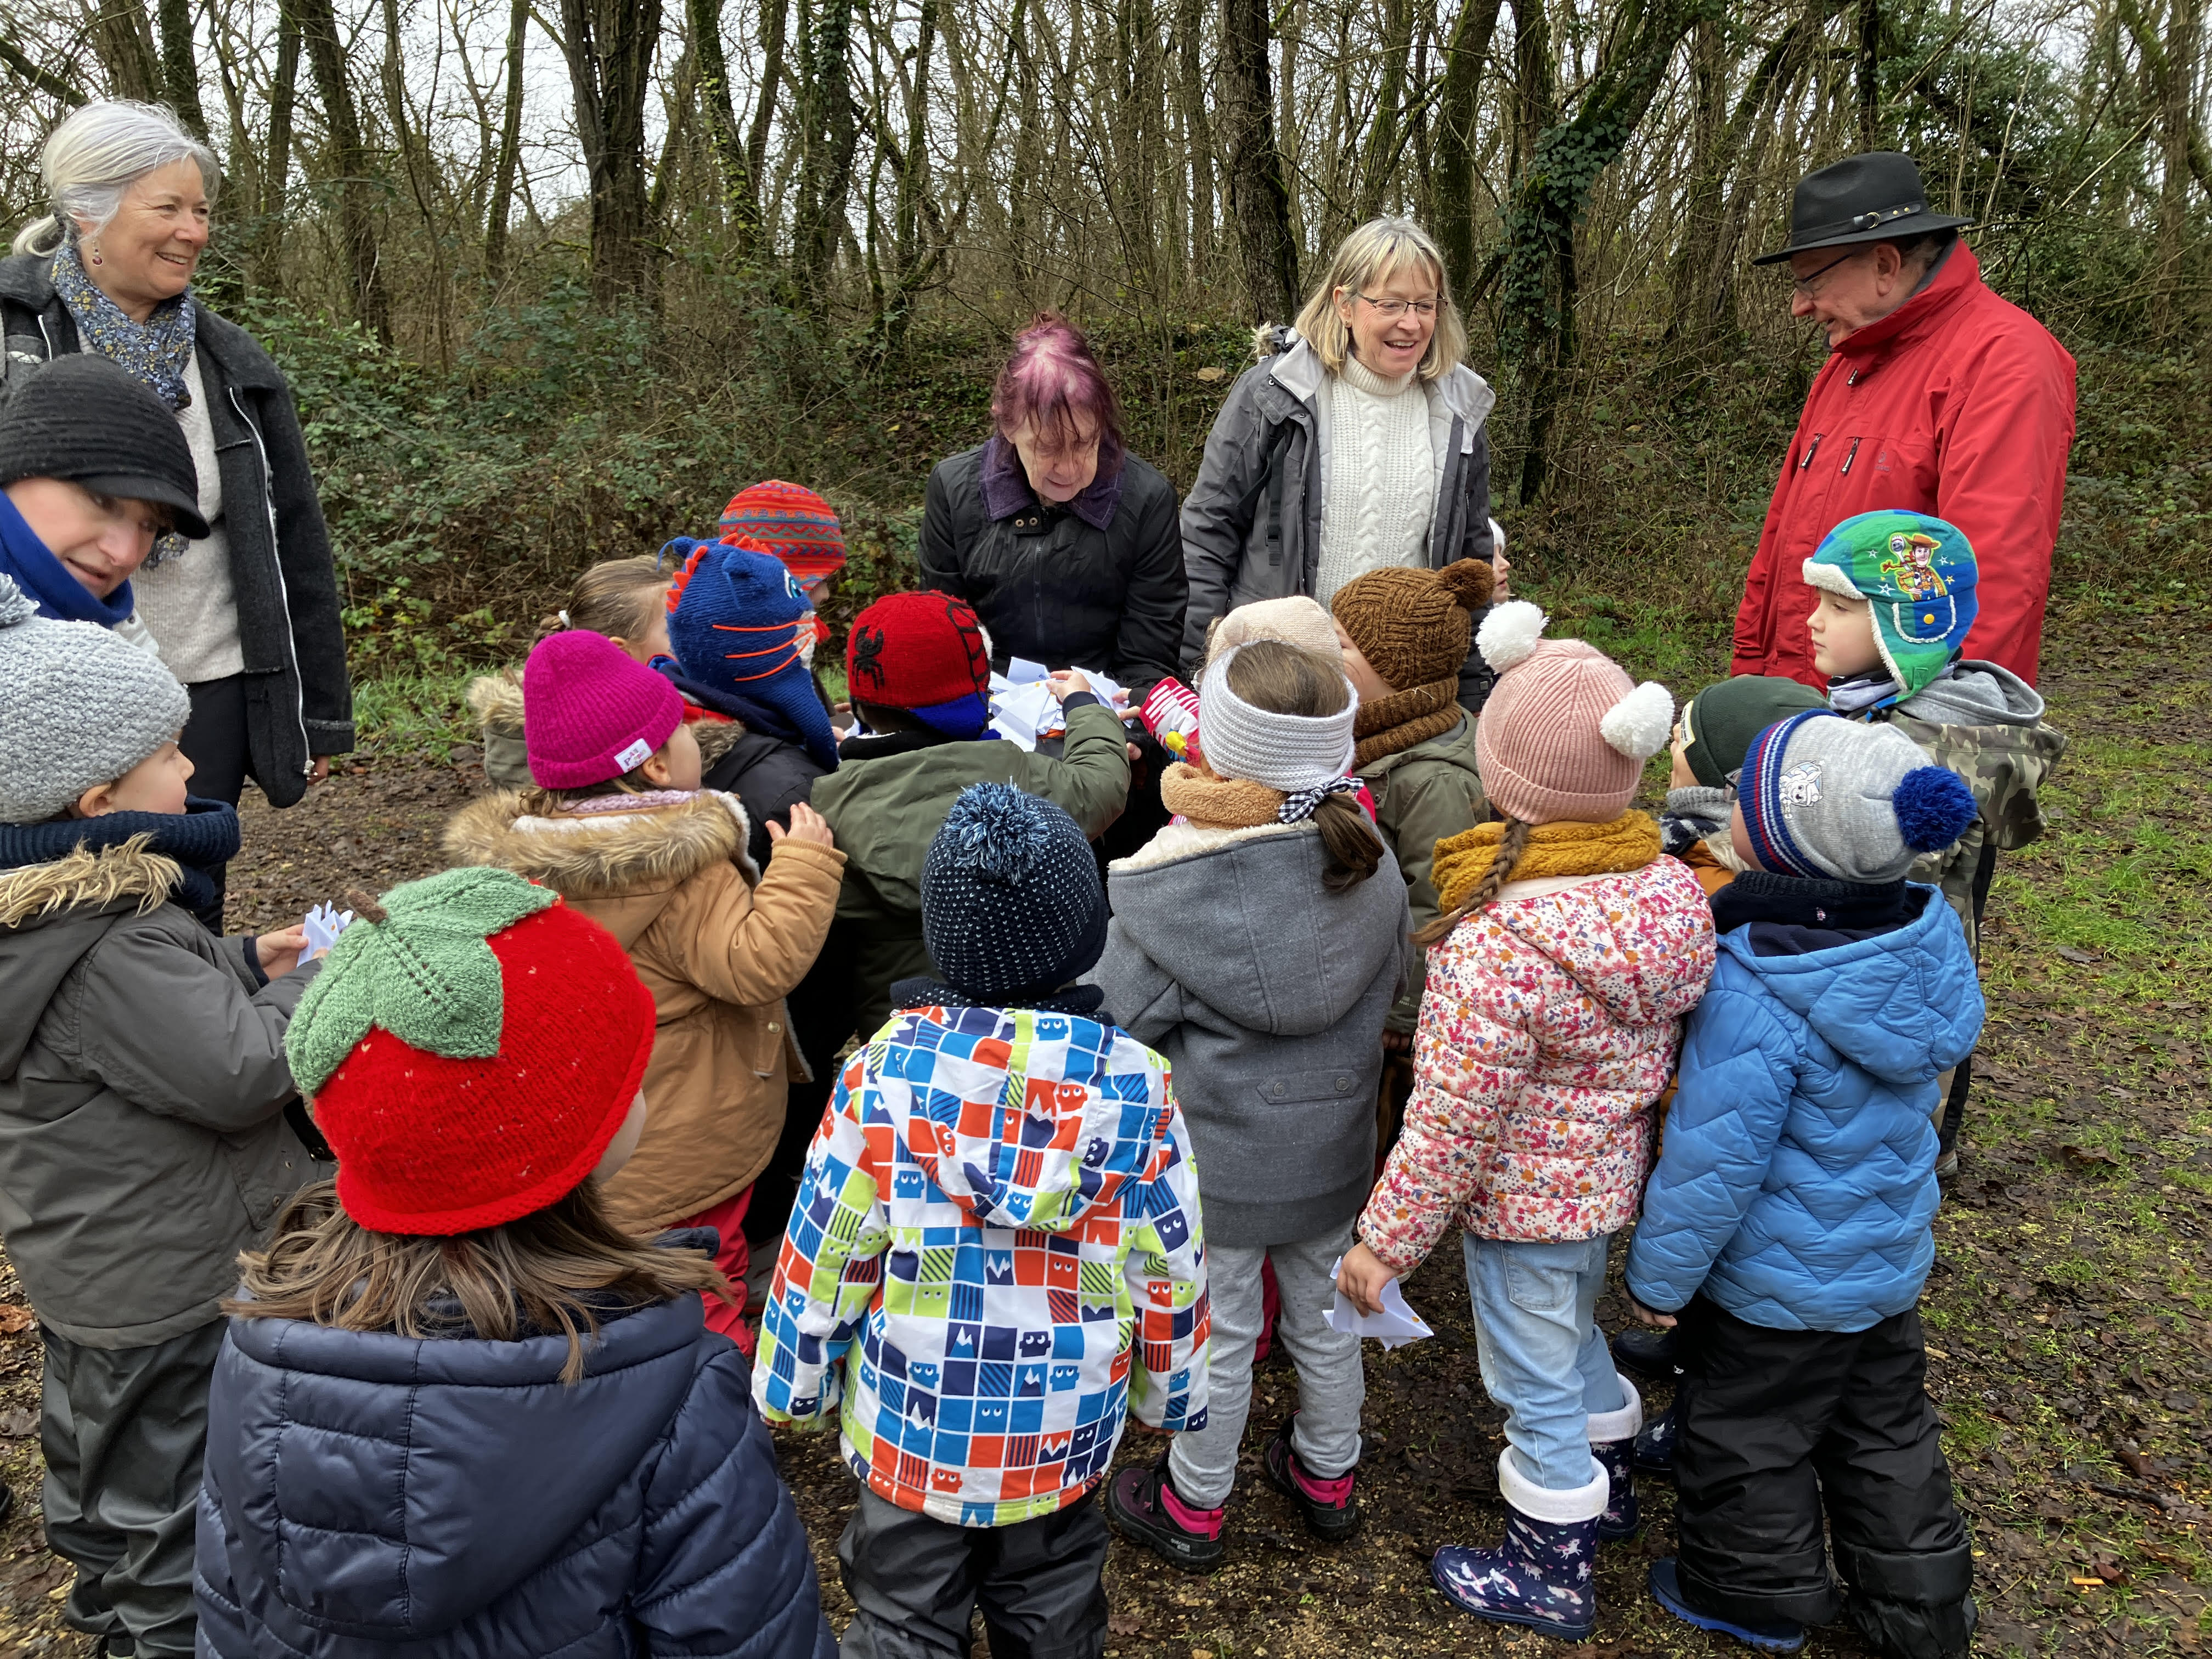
[1752,151,1972,266]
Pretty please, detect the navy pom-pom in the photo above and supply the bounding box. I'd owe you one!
[938,781,1055,882]
[1893,766,1977,853]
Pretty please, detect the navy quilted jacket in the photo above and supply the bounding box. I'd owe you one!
[1626,888,1984,1333]
[195,1259,836,1659]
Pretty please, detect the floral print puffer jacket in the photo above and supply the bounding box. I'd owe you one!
[1359,856,1716,1268]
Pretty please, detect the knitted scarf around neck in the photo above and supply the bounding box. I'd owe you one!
[1158,761,1285,830]
[51,242,199,413]
[1432,810,1660,914]
[1353,678,1462,769]
[0,797,239,921]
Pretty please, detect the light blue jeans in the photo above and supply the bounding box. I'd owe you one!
[1463,1232,1626,1490]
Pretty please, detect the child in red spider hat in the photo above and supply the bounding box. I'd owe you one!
[810,589,1133,1045]
[196,867,837,1658]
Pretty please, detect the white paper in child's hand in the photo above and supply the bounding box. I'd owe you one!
[301,902,356,962]
[1005,657,1051,685]
[1325,1256,1434,1350]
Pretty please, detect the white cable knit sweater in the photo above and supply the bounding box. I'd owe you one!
[1315,355,1435,607]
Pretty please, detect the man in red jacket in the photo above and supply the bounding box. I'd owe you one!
[1733,153,2076,689]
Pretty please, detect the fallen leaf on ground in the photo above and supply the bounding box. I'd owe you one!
[0,1408,36,1437]
[2053,946,2098,964]
[0,1305,32,1334]
[2059,1143,2119,1171]
[1107,1615,1141,1636]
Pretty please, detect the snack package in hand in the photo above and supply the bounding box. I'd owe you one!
[1139,677,1203,762]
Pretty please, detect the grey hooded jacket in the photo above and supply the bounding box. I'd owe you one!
[0,842,317,1347]
[1,253,354,803]
[1180,329,1497,708]
[1094,821,1409,1248]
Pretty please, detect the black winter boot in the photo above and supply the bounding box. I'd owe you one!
[1838,1539,1978,1659]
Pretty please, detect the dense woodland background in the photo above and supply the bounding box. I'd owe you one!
[0,0,2206,691]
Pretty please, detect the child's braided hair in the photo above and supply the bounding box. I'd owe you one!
[1413,817,1530,946]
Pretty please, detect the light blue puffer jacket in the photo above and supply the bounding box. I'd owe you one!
[1626,888,1984,1332]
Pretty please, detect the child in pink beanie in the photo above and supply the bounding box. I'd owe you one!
[1336,601,1717,1641]
[444,629,845,1352]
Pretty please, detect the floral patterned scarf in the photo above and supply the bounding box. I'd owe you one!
[50,241,198,413]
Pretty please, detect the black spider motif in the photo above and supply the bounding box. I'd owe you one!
[850,623,888,690]
[942,593,989,688]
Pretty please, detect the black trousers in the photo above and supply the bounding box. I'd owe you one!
[177,675,254,930]
[41,1319,227,1658]
[1673,1299,1974,1658]
[1937,840,2000,1157]
[837,1487,1109,1659]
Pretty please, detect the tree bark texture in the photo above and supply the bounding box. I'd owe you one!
[1220,0,1301,321]
[294,0,393,341]
[558,0,668,304]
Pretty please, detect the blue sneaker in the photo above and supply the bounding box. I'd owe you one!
[1649,1559,1807,1653]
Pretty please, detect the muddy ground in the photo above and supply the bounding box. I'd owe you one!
[0,601,2205,1657]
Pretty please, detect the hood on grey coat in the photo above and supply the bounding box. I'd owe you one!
[1904,659,2044,726]
[1105,823,1406,1037]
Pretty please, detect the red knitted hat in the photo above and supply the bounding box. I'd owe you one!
[284,868,657,1235]
[718,480,847,589]
[523,628,684,789]
[845,590,994,737]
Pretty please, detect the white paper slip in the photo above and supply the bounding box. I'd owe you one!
[301,902,356,962]
[1005,657,1052,685]
[1324,1256,1434,1350]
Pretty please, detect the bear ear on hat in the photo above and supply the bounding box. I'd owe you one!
[1600,681,1675,761]
[1437,558,1496,612]
[1477,599,1547,671]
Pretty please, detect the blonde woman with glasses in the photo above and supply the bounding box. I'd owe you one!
[1180,217,1503,710]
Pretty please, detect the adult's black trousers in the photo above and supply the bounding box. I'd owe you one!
[1673,1297,1976,1659]
[836,1486,1109,1659]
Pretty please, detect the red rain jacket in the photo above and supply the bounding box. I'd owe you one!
[1732,243,2076,689]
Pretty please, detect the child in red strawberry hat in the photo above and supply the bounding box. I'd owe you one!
[196,866,836,1658]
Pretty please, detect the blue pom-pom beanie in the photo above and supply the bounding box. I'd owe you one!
[1739,709,1976,882]
[664,536,839,768]
[921,783,1107,1001]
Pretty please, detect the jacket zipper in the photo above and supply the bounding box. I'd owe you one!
[228,385,313,777]
[1839,437,1863,476]
[1797,433,1824,471]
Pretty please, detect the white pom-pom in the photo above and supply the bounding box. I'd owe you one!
[1477,599,1547,672]
[1600,680,1674,761]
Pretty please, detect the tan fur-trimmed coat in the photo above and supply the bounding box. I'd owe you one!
[444,789,845,1230]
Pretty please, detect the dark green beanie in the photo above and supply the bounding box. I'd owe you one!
[1681,675,1829,789]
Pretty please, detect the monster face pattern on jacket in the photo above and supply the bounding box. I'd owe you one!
[754,1001,1209,1526]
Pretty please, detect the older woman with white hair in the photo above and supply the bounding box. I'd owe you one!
[1,99,351,922]
[1180,217,1502,710]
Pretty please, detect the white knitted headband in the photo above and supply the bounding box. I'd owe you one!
[1198,644,1358,794]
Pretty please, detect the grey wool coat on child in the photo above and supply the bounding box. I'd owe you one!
[0,840,316,1348]
[1094,819,1410,1248]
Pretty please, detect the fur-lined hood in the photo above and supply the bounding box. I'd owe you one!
[466,670,751,771]
[443,788,759,900]
[0,839,178,929]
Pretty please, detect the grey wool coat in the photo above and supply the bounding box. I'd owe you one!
[1093,820,1410,1248]
[0,841,317,1347]
[1178,328,1498,709]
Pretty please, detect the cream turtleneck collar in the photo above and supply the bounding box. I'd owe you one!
[1339,354,1419,397]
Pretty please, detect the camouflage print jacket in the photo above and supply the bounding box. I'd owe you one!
[1875,660,2066,952]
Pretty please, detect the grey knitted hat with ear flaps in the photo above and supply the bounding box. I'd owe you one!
[0,574,192,823]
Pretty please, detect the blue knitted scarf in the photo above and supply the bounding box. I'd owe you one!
[0,797,239,922]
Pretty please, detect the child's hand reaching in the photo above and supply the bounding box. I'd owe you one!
[256,927,309,980]
[1336,1241,1397,1317]
[1628,1295,1678,1330]
[1046,669,1092,703]
[769,801,837,849]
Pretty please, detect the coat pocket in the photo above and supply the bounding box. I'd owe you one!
[1249,1068,1370,1147]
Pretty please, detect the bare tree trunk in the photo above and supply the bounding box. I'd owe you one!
[880,0,939,349]
[1509,0,1555,182]
[689,0,765,246]
[156,0,211,139]
[557,0,668,304]
[1855,0,1881,149]
[1355,0,1415,221]
[89,0,162,103]
[258,0,301,289]
[747,0,791,224]
[1221,0,1301,320]
[795,0,857,295]
[1434,0,1506,301]
[382,0,454,362]
[295,0,392,340]
[1178,0,1216,282]
[484,0,531,280]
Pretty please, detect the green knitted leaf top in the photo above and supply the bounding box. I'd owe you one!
[285,867,558,1098]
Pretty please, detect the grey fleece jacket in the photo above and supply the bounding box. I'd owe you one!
[0,843,317,1347]
[1093,820,1409,1249]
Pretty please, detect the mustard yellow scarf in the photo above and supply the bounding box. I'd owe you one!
[1432,811,1661,915]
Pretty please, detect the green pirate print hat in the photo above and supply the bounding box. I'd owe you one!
[1803,510,1979,698]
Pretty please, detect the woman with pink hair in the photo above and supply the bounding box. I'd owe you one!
[918,311,1186,706]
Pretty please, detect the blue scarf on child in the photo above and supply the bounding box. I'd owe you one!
[0,798,239,923]
[0,490,134,628]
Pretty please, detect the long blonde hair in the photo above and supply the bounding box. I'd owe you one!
[1289,217,1470,383]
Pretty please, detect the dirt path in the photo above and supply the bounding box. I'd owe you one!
[0,605,2204,1657]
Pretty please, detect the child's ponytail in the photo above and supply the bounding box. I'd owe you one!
[1314,792,1384,891]
[1414,817,1530,945]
